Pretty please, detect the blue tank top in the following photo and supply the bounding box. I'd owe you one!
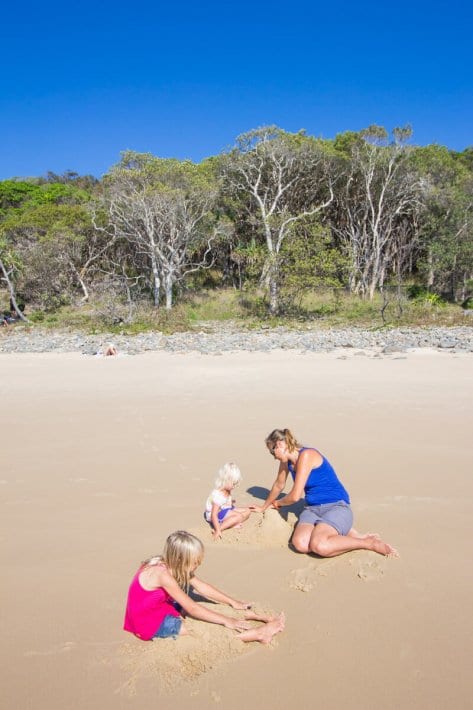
[288,447,350,506]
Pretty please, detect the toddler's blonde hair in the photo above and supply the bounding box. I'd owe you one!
[214,462,242,490]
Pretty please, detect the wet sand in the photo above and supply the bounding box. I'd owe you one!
[1,348,472,709]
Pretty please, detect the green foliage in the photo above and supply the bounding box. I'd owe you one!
[0,180,90,218]
[0,126,471,324]
[407,285,446,306]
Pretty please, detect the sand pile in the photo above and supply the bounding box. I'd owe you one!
[116,604,279,696]
[191,508,298,548]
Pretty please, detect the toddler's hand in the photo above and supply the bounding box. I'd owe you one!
[212,529,222,540]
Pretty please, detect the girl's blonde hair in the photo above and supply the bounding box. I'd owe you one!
[142,531,204,591]
[265,428,300,453]
[214,462,241,490]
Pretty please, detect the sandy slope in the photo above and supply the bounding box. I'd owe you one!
[1,348,472,710]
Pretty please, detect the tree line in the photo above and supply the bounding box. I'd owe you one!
[1,125,472,321]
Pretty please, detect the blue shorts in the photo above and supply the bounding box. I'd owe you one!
[298,500,353,536]
[153,614,182,639]
[204,507,234,525]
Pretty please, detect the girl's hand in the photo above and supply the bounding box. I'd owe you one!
[212,529,222,540]
[224,617,252,631]
[231,600,252,611]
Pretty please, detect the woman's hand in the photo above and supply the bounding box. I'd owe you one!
[224,617,252,631]
[248,504,264,513]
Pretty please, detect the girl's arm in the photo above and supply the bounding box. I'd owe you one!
[249,462,289,512]
[191,575,251,610]
[210,502,222,539]
[273,449,321,508]
[158,568,250,631]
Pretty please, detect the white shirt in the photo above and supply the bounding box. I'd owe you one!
[204,489,233,521]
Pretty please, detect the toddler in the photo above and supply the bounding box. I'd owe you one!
[204,463,251,539]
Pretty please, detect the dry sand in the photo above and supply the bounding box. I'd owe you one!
[1,347,472,710]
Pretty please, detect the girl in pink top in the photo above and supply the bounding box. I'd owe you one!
[124,530,285,643]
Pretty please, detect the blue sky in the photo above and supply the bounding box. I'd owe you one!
[1,0,471,179]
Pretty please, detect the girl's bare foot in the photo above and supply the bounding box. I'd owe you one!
[238,612,285,644]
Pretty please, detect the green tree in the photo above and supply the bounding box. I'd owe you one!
[412,145,472,302]
[330,125,422,299]
[101,153,223,309]
[221,127,335,314]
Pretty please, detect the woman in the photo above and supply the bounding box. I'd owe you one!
[251,428,397,557]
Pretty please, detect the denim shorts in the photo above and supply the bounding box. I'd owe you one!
[298,500,353,536]
[153,614,182,639]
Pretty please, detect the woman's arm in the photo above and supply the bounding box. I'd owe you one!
[191,576,251,610]
[250,463,289,512]
[158,569,250,631]
[274,449,322,508]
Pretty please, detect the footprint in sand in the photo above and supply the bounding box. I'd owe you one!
[350,553,386,581]
[25,641,76,657]
[288,559,337,592]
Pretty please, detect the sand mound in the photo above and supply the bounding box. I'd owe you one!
[192,508,297,548]
[115,605,277,696]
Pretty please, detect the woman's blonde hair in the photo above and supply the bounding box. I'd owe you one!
[142,531,204,591]
[214,462,241,490]
[265,428,300,453]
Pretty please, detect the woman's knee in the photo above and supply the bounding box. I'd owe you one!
[309,537,333,556]
[291,535,310,553]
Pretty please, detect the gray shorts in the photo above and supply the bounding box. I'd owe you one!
[298,500,353,536]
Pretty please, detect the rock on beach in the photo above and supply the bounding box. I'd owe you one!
[0,324,472,355]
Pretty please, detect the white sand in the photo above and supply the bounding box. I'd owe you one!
[1,348,472,709]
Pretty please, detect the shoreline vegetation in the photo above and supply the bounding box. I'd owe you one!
[1,126,472,328]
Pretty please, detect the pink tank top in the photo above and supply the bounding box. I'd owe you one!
[123,568,180,640]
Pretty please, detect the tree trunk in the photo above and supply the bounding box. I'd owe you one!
[0,257,30,323]
[268,262,279,315]
[164,274,173,310]
[150,254,161,307]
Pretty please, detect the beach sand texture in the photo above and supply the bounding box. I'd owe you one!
[1,348,472,710]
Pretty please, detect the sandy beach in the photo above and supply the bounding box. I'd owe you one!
[1,347,472,709]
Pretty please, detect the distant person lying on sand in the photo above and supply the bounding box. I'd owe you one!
[93,343,119,357]
[124,530,285,643]
[103,343,118,356]
[204,463,252,539]
[250,428,397,558]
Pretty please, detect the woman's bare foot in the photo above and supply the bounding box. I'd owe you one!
[238,612,285,644]
[371,539,399,557]
[348,528,381,541]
